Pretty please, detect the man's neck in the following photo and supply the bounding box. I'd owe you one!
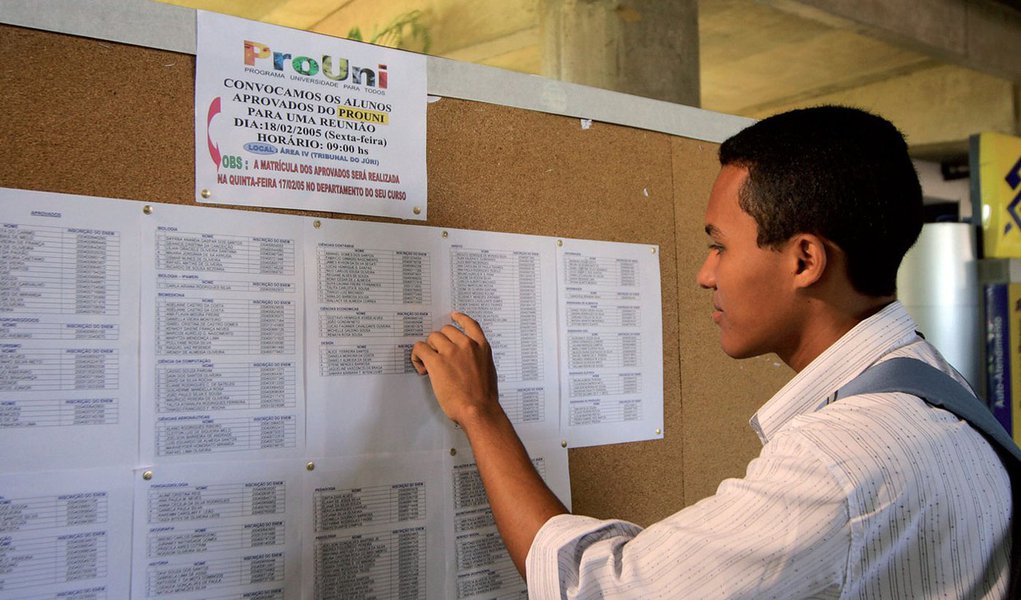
[782,296,896,373]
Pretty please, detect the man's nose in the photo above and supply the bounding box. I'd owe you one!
[696,254,715,289]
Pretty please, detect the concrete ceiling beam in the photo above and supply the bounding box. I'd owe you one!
[766,0,1021,82]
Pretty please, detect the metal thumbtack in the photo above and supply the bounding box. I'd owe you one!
[449,448,457,456]
[313,220,321,229]
[142,205,153,215]
[413,207,421,215]
[441,231,448,238]
[561,440,568,448]
[655,428,662,435]
[142,471,153,480]
[200,189,212,199]
[557,240,563,247]
[306,462,315,471]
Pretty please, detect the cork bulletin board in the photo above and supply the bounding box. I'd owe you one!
[0,21,793,534]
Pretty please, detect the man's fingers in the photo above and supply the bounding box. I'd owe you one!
[413,312,487,377]
[439,324,469,346]
[451,312,487,345]
[410,341,436,375]
[426,329,455,353]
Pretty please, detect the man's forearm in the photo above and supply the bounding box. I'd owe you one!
[459,402,569,577]
[409,312,568,577]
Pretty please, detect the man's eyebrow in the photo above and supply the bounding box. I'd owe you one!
[704,224,720,237]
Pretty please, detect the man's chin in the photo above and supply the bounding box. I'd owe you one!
[719,342,764,361]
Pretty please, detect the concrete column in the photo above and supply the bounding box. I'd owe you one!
[540,0,700,107]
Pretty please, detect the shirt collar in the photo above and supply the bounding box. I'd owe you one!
[750,301,919,444]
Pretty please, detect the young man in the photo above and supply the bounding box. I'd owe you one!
[410,106,1011,598]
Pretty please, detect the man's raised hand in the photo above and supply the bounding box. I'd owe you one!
[410,312,500,427]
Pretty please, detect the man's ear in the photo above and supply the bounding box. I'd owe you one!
[789,233,828,289]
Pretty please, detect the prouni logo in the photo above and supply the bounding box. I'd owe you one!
[243,40,389,89]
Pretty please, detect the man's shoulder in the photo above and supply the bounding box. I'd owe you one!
[774,379,1004,490]
[778,389,934,454]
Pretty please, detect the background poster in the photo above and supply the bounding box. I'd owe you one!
[195,11,428,220]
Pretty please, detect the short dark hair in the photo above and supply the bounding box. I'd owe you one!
[719,105,923,297]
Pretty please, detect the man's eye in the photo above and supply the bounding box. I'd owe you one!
[708,243,724,253]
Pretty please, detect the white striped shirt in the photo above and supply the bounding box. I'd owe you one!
[526,302,1011,599]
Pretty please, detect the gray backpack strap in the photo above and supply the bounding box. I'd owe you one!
[835,357,1021,464]
[835,356,1020,598]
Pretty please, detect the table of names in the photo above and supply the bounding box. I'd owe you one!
[317,246,431,306]
[451,248,541,383]
[314,483,426,532]
[133,463,299,599]
[0,492,108,534]
[156,360,297,412]
[0,347,117,392]
[0,530,107,592]
[156,298,296,356]
[313,528,426,600]
[318,343,417,376]
[451,247,547,430]
[146,521,286,558]
[156,231,294,276]
[0,224,120,316]
[319,308,429,339]
[0,206,133,461]
[148,482,286,524]
[145,552,284,596]
[318,245,430,306]
[155,415,297,456]
[303,454,441,600]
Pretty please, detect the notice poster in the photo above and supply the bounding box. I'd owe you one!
[195,11,428,220]
[556,239,664,447]
[447,439,570,600]
[131,461,303,599]
[0,467,133,600]
[0,189,140,473]
[304,219,448,459]
[301,453,446,600]
[138,203,306,464]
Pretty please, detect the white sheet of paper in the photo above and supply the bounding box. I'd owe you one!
[0,466,133,599]
[0,189,140,473]
[195,11,428,220]
[301,452,446,600]
[442,229,562,445]
[131,460,303,599]
[557,239,664,447]
[447,438,570,599]
[139,203,306,463]
[304,218,448,458]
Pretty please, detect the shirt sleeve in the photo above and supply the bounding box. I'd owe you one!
[525,432,851,599]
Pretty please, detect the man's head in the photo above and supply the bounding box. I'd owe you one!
[718,105,923,297]
[699,106,923,369]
